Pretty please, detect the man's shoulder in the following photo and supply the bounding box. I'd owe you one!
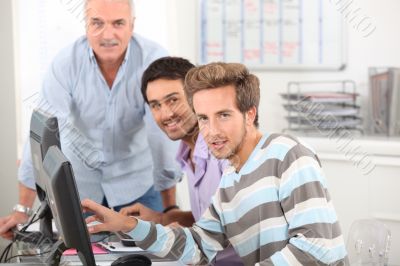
[130,34,168,63]
[256,133,318,163]
[131,34,164,50]
[50,36,89,70]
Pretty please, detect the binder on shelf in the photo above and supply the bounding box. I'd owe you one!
[369,67,400,136]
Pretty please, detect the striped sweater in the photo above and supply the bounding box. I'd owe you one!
[128,133,348,265]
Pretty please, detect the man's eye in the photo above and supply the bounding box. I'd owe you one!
[220,113,230,118]
[198,117,208,123]
[167,98,178,105]
[92,21,104,27]
[150,103,160,110]
[115,21,125,27]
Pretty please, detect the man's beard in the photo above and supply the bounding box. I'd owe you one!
[226,123,247,161]
[212,119,247,161]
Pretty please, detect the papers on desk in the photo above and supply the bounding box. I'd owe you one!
[286,115,362,129]
[281,91,358,103]
[98,241,144,253]
[281,88,362,132]
[283,103,360,117]
[63,244,108,255]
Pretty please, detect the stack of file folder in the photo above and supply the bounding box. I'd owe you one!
[281,81,363,134]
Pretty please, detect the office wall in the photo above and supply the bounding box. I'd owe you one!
[168,0,400,133]
[0,0,18,215]
[0,0,18,251]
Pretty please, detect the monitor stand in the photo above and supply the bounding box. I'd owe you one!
[45,239,66,266]
[39,204,55,243]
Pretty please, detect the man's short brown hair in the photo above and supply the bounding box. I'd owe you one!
[184,62,260,127]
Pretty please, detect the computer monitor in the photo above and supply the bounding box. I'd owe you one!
[29,110,61,240]
[42,145,96,266]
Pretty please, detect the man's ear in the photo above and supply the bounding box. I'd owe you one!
[130,17,135,32]
[245,106,257,126]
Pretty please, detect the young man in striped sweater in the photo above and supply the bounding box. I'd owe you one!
[83,62,348,265]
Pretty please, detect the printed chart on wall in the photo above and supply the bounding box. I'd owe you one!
[199,0,346,70]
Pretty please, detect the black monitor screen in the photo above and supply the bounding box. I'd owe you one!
[42,146,96,266]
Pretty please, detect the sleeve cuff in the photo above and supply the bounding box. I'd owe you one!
[127,219,151,242]
[153,169,182,191]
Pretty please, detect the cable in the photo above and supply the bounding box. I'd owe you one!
[4,250,52,263]
[0,242,13,263]
[18,203,44,233]
[0,204,44,262]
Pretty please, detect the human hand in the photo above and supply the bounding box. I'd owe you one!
[0,212,29,240]
[166,222,181,228]
[81,199,137,234]
[119,203,162,224]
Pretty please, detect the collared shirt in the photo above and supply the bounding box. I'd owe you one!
[176,134,243,266]
[176,134,228,221]
[19,34,181,207]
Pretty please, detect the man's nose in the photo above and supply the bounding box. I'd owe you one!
[208,118,221,134]
[160,104,174,119]
[102,24,115,38]
[202,118,220,138]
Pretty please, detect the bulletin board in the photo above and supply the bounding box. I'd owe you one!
[199,0,347,70]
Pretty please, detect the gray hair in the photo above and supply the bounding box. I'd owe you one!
[85,0,135,18]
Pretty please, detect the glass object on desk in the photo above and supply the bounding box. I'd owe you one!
[347,219,391,266]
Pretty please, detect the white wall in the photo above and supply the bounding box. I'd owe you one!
[0,0,18,216]
[169,0,400,133]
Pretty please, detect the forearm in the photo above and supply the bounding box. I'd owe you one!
[258,239,347,265]
[160,186,176,208]
[129,219,208,264]
[161,210,195,227]
[18,182,36,208]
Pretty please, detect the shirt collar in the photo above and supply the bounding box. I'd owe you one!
[175,134,209,168]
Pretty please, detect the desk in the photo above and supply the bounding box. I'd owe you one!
[14,253,182,266]
[7,239,181,266]
[4,253,182,266]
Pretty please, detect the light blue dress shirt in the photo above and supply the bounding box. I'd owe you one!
[18,34,181,207]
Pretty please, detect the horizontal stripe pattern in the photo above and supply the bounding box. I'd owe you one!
[131,133,347,265]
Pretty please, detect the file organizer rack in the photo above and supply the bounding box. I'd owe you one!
[281,80,363,135]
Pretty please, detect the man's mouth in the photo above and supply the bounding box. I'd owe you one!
[100,40,119,48]
[101,44,118,48]
[210,139,227,150]
[163,118,181,130]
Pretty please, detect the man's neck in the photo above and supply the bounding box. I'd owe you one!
[96,54,125,89]
[232,129,263,172]
[182,131,199,155]
[181,130,199,171]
